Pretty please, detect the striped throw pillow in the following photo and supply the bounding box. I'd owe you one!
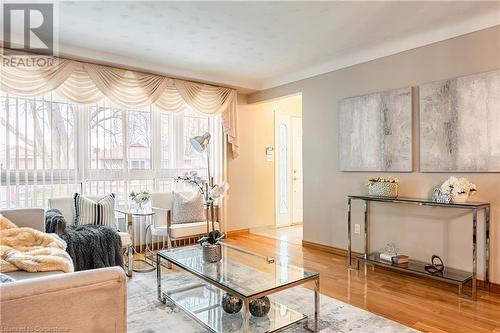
[73,193,116,228]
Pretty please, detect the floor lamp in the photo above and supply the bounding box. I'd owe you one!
[189,132,216,233]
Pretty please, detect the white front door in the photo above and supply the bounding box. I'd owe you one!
[291,116,303,224]
[275,111,303,227]
[275,111,292,227]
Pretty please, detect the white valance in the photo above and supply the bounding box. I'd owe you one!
[0,50,239,157]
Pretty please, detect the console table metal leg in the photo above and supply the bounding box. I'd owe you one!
[314,277,320,332]
[472,208,478,300]
[485,206,490,291]
[347,198,353,268]
[363,200,369,274]
[364,200,368,257]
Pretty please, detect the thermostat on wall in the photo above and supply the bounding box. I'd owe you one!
[266,146,274,161]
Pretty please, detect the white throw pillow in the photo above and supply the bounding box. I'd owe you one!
[172,192,205,224]
[74,193,116,228]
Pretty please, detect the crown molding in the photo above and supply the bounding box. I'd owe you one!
[56,43,261,93]
[260,11,500,90]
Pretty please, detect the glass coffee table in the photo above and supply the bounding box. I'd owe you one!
[157,243,319,332]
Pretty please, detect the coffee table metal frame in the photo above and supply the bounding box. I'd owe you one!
[156,247,320,333]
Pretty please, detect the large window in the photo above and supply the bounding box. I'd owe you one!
[0,92,220,208]
[89,106,124,170]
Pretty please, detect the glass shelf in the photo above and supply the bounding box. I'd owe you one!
[357,253,473,285]
[348,195,490,209]
[163,283,307,333]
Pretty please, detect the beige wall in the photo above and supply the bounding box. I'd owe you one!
[227,94,302,231]
[226,95,274,231]
[247,26,500,283]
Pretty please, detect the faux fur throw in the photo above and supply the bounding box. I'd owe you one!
[44,210,123,271]
[0,214,74,273]
[45,208,67,235]
[62,225,123,271]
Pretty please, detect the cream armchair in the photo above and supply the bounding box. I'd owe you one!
[48,196,133,277]
[149,192,220,250]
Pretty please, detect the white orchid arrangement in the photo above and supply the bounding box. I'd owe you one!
[175,171,230,204]
[367,176,398,186]
[440,176,477,196]
[129,190,151,204]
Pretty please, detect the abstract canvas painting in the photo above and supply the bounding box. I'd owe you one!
[419,69,500,172]
[338,87,412,171]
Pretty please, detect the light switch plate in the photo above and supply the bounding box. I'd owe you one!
[354,224,361,234]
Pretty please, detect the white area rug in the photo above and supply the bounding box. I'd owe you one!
[127,267,418,333]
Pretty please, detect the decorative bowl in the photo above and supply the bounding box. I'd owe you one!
[368,182,398,197]
[452,193,469,203]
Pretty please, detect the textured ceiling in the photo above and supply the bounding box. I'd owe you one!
[55,1,500,91]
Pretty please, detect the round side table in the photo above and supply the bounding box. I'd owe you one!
[115,207,156,273]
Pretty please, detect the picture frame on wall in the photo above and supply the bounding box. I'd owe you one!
[338,87,413,172]
[419,69,500,172]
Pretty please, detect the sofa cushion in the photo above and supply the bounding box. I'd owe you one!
[3,270,64,281]
[74,193,116,227]
[0,209,45,232]
[172,192,205,224]
[0,273,15,284]
[170,221,219,239]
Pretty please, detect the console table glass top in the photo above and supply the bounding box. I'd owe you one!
[348,195,490,208]
[347,195,490,209]
[158,243,318,298]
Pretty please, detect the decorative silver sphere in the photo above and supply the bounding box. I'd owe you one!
[221,293,243,314]
[249,296,271,317]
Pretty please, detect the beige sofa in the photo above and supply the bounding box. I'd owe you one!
[0,208,127,333]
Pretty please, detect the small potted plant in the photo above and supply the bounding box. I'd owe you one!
[439,176,476,203]
[198,230,225,263]
[367,176,399,197]
[176,171,229,263]
[129,190,151,211]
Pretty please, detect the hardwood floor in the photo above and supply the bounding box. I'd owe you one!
[226,233,500,333]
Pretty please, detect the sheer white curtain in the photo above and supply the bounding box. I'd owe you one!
[0,92,81,208]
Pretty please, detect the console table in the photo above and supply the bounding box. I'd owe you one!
[347,195,490,300]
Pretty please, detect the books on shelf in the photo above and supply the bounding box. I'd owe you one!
[379,253,409,264]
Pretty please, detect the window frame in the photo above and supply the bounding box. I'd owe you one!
[1,91,222,209]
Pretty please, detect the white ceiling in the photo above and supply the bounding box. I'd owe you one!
[53,1,500,92]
